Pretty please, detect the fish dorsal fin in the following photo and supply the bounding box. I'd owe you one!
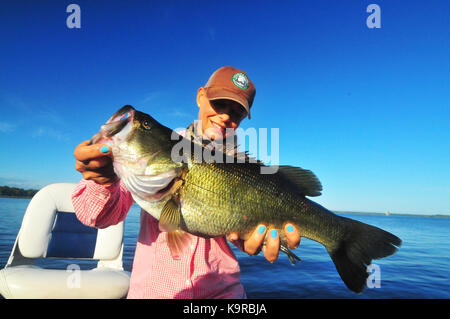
[278,165,323,197]
[234,151,265,165]
[159,198,190,259]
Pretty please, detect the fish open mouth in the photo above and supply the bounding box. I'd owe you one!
[91,105,135,144]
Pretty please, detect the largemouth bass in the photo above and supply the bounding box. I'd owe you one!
[92,105,401,293]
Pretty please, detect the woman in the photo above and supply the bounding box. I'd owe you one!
[72,66,301,298]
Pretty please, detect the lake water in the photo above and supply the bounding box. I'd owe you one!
[1,197,449,299]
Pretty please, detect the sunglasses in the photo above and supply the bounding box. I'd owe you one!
[210,100,247,123]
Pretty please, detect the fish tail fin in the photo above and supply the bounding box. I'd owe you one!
[326,217,402,293]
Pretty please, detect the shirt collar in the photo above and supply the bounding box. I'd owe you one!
[186,121,238,156]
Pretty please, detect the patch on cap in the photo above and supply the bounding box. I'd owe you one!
[232,72,249,90]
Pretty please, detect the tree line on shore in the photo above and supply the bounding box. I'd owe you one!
[0,186,38,198]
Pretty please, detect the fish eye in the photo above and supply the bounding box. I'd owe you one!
[142,120,151,130]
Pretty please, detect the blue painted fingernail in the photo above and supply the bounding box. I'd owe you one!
[287,225,294,233]
[258,226,266,234]
[271,229,278,238]
[100,146,109,153]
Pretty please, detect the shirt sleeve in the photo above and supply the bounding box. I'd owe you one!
[71,178,134,229]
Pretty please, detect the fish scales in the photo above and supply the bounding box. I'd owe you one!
[180,161,313,239]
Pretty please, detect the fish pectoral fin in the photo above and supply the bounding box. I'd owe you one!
[167,229,190,260]
[278,165,323,197]
[280,244,302,265]
[158,198,181,232]
[159,198,190,259]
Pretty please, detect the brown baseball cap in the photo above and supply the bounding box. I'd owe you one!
[204,66,256,119]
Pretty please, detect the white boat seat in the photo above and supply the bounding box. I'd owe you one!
[0,183,131,299]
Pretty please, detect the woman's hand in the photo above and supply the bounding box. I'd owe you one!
[227,223,301,262]
[74,139,117,185]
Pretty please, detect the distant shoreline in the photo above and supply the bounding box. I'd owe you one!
[0,185,38,198]
[0,193,448,217]
[334,210,450,218]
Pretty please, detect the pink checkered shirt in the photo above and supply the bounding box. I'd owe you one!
[72,180,246,299]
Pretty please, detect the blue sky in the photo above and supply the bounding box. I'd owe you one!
[0,0,448,215]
